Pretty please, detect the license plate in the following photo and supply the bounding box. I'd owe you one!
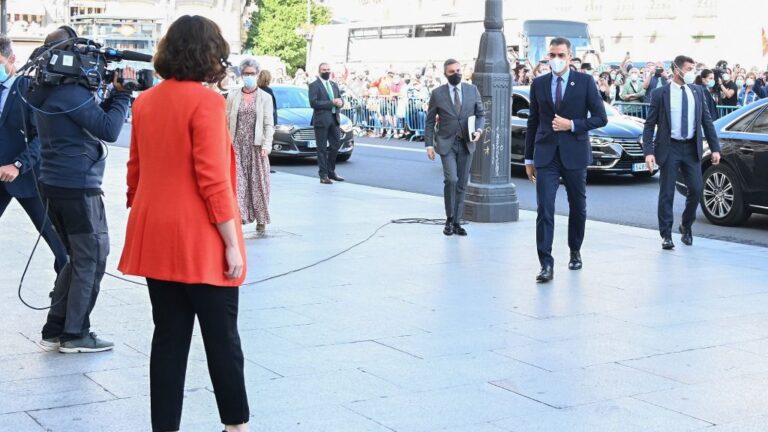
[306,140,316,148]
[632,162,648,172]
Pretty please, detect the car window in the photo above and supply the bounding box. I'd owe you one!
[748,108,768,134]
[727,108,761,132]
[512,95,529,116]
[272,87,311,109]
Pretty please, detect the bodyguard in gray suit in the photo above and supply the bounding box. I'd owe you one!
[425,59,485,236]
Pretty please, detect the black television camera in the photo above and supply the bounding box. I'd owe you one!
[26,37,154,93]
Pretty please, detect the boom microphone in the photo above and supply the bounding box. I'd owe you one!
[102,48,153,63]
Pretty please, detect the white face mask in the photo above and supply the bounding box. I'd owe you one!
[746,79,755,87]
[683,70,696,85]
[549,57,567,74]
[722,73,731,82]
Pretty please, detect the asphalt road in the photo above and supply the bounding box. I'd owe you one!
[112,127,768,247]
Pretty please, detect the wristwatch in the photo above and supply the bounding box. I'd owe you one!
[13,160,22,169]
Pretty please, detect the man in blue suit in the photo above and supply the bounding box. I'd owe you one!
[643,55,721,250]
[0,36,67,273]
[524,37,607,283]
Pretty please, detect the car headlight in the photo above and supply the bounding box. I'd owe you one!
[275,124,294,133]
[340,123,353,133]
[589,136,614,146]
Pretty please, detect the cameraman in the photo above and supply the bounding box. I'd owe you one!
[33,27,133,353]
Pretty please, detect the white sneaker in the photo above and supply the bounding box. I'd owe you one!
[38,337,60,352]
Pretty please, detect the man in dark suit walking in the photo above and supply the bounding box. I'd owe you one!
[0,36,67,274]
[643,55,721,250]
[424,59,485,236]
[308,62,344,184]
[524,37,607,283]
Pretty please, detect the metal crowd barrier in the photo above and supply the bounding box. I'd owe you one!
[341,95,429,140]
[614,102,740,120]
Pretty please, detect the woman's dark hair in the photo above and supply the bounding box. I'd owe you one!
[696,69,713,86]
[154,15,230,83]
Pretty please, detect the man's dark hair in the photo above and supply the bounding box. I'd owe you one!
[154,15,230,84]
[673,55,695,69]
[550,37,572,50]
[0,35,13,58]
[43,26,78,50]
[700,69,714,79]
[318,62,329,72]
[444,58,460,71]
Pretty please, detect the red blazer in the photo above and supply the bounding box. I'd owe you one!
[118,80,246,287]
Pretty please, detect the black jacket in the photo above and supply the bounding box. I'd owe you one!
[308,78,341,127]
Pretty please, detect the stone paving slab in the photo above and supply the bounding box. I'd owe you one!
[2,146,768,431]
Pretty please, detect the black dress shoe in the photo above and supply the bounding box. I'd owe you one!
[329,174,345,181]
[679,225,693,246]
[662,236,675,250]
[536,265,554,283]
[568,251,582,270]
[320,177,333,184]
[452,224,467,236]
[443,222,454,236]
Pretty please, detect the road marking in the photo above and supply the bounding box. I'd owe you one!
[355,143,425,153]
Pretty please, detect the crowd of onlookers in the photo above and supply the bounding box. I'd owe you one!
[510,54,768,110]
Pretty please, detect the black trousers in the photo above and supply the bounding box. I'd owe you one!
[0,184,67,273]
[41,193,109,342]
[658,140,702,238]
[535,148,587,267]
[314,120,341,178]
[147,279,249,432]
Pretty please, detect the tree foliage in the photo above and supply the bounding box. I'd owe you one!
[245,0,331,75]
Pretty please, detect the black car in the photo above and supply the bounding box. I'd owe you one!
[676,97,768,226]
[510,86,656,177]
[269,85,355,161]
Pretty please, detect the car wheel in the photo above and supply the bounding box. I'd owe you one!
[700,164,751,226]
[337,153,351,162]
[631,170,657,178]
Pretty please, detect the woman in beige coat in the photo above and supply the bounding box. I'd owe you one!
[226,58,275,232]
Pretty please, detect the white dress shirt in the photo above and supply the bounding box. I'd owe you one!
[669,81,695,141]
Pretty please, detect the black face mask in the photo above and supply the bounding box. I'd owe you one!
[447,73,462,86]
[320,72,331,80]
[405,79,411,84]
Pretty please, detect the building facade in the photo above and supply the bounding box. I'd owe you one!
[5,0,251,65]
[319,0,766,68]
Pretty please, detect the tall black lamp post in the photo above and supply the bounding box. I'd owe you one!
[464,0,519,223]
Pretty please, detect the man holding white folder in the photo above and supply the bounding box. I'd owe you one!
[425,59,485,236]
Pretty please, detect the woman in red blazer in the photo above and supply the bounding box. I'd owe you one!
[118,16,249,432]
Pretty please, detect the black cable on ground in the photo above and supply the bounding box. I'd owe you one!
[99,217,456,289]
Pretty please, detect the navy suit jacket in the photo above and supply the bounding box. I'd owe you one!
[0,76,41,199]
[642,83,721,166]
[524,71,608,170]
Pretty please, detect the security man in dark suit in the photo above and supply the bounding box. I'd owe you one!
[424,58,485,236]
[525,37,608,283]
[308,62,344,184]
[0,35,67,274]
[643,55,721,250]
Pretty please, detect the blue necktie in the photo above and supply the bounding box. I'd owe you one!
[680,86,689,139]
[555,77,563,110]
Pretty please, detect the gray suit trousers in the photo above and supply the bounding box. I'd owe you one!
[440,137,473,221]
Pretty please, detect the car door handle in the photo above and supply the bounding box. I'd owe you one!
[738,146,755,154]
